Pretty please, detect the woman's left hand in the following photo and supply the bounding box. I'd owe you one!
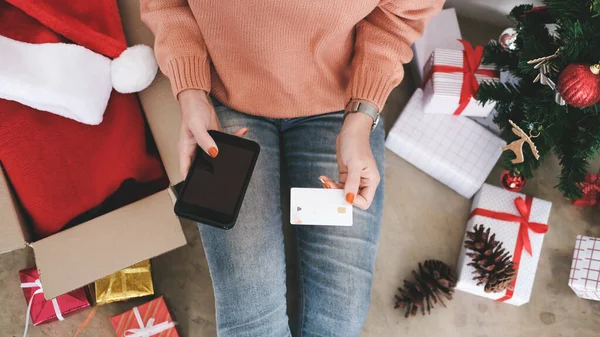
[320,112,380,210]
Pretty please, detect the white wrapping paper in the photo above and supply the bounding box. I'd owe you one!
[470,110,501,136]
[385,89,505,199]
[410,8,462,86]
[422,48,500,118]
[569,235,600,301]
[470,71,519,135]
[455,184,552,306]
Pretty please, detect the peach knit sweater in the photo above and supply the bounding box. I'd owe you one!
[141,0,443,117]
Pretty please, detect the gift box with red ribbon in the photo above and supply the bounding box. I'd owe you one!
[19,267,90,334]
[569,235,600,301]
[455,184,552,306]
[110,296,178,337]
[385,89,505,199]
[422,40,500,118]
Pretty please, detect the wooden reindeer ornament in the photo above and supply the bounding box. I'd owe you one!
[502,120,540,164]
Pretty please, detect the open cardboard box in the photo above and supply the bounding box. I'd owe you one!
[0,4,187,298]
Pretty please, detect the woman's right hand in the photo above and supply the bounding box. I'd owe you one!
[178,89,247,177]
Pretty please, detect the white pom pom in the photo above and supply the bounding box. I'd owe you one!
[111,45,158,93]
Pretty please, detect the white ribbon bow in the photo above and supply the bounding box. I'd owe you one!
[21,279,64,337]
[124,306,177,337]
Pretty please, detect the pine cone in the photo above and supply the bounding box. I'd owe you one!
[464,224,516,293]
[394,260,456,318]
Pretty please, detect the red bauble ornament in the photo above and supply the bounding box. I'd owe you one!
[500,170,526,192]
[557,64,600,108]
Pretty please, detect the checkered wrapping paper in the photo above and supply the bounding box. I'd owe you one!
[422,49,500,118]
[385,89,506,199]
[470,110,501,136]
[569,235,600,301]
[455,184,552,306]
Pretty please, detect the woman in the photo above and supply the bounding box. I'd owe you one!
[141,1,443,336]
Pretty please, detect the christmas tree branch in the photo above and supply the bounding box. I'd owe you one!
[478,0,600,198]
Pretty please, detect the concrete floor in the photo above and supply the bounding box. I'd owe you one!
[2,9,600,337]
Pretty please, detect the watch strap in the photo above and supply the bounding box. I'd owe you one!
[344,100,380,131]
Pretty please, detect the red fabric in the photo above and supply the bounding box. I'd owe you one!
[19,267,90,325]
[5,0,126,58]
[469,196,549,302]
[422,40,500,115]
[0,1,165,237]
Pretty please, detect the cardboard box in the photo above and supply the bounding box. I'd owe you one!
[385,89,505,199]
[0,2,187,299]
[410,8,463,86]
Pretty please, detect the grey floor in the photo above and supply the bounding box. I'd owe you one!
[1,12,600,337]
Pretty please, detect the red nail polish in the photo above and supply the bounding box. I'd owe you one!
[346,193,355,204]
[208,147,218,158]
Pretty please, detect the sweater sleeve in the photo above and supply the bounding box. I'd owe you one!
[140,0,211,98]
[347,0,444,111]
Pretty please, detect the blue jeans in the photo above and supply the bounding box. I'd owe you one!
[198,103,385,337]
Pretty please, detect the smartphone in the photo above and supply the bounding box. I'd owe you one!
[174,130,260,229]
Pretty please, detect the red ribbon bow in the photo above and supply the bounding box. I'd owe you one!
[423,40,500,115]
[572,174,600,207]
[469,196,548,302]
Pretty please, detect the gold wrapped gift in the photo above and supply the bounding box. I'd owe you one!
[92,260,154,306]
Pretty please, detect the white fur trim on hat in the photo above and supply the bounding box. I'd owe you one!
[0,35,158,125]
[111,45,158,94]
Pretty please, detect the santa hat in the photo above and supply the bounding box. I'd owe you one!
[0,0,158,125]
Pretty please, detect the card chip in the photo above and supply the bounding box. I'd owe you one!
[337,207,346,214]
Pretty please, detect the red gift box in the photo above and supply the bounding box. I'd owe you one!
[19,267,90,328]
[110,296,178,337]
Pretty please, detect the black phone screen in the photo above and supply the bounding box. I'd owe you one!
[180,143,255,215]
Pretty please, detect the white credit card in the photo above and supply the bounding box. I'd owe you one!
[290,188,353,226]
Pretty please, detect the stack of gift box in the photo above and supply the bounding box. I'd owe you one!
[390,8,600,308]
[387,9,558,306]
[19,260,180,336]
[387,8,504,200]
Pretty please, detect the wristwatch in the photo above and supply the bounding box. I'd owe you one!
[344,100,380,131]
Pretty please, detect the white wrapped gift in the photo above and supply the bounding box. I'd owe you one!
[422,43,500,118]
[470,71,519,135]
[410,8,463,86]
[385,89,505,199]
[470,110,501,135]
[569,235,600,301]
[456,184,552,306]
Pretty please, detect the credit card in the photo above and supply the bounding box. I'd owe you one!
[290,188,353,226]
